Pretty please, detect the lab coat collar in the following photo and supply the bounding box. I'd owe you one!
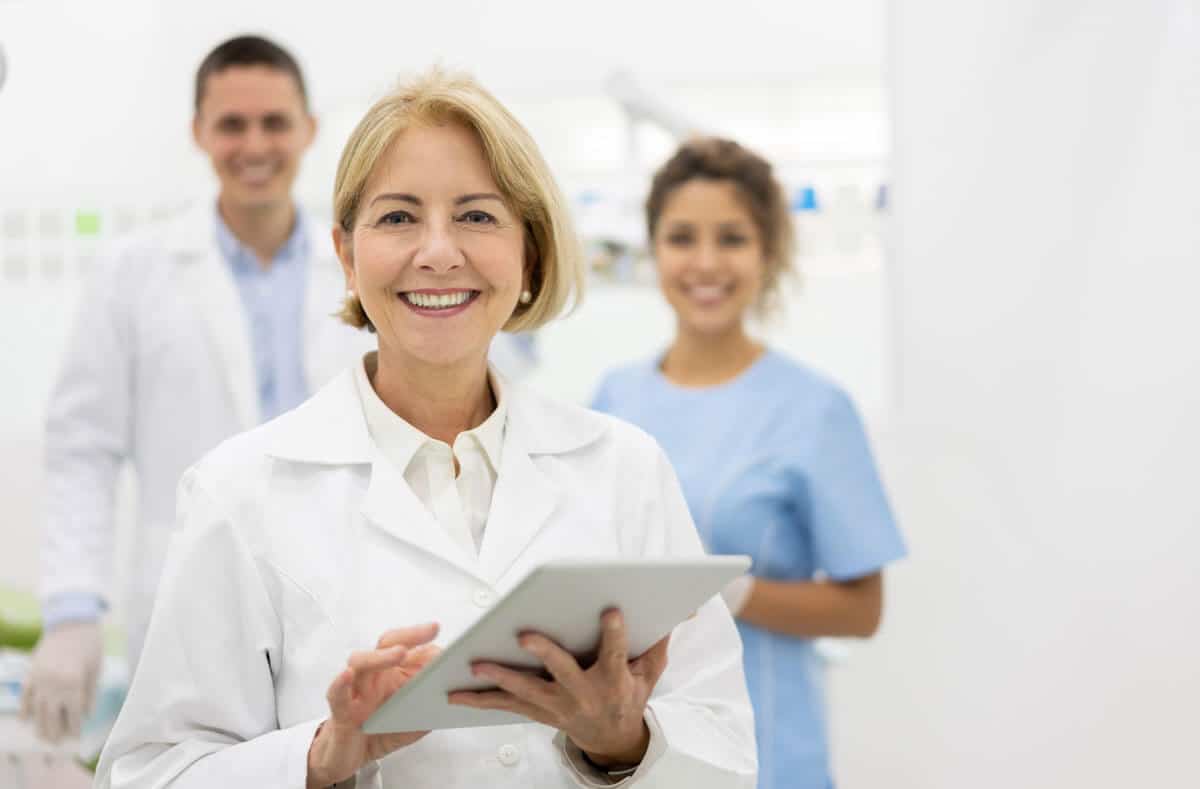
[265,356,607,465]
[264,367,374,463]
[163,198,324,260]
[166,199,341,432]
[170,201,260,430]
[263,357,609,583]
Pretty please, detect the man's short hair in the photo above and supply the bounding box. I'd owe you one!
[194,34,308,112]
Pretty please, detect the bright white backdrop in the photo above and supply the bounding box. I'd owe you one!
[0,0,887,201]
[832,1,1200,786]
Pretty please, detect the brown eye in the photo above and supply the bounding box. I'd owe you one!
[458,210,496,225]
[378,211,415,226]
[262,114,293,132]
[216,116,246,134]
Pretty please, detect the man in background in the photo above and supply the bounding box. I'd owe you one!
[20,34,369,743]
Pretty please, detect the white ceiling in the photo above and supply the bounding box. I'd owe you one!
[0,0,886,197]
[1,0,885,96]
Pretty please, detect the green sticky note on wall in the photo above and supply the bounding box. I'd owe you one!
[75,210,102,237]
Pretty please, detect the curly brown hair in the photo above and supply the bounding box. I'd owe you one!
[646,137,796,313]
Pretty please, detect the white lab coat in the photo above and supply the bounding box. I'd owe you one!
[95,365,757,788]
[41,203,371,666]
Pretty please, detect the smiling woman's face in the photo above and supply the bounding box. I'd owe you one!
[335,121,527,370]
[653,178,766,338]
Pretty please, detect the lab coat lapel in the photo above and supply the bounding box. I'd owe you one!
[267,368,604,589]
[299,215,353,393]
[477,429,558,583]
[360,453,489,584]
[173,207,259,431]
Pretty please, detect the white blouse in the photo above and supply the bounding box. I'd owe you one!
[354,356,505,558]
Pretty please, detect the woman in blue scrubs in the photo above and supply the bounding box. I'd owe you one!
[592,137,906,789]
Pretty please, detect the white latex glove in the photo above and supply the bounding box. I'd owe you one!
[720,574,755,617]
[20,620,103,743]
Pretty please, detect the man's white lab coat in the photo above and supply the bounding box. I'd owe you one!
[94,366,757,788]
[41,203,370,665]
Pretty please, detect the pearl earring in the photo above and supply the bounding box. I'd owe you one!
[346,289,355,300]
[519,290,532,304]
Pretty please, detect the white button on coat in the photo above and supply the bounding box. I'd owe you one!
[497,744,521,766]
[472,589,495,608]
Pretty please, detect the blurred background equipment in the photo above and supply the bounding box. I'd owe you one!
[0,583,127,786]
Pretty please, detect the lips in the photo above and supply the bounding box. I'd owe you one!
[397,289,482,315]
[231,160,280,187]
[402,290,478,309]
[682,283,734,305]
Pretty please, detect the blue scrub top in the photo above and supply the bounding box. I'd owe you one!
[592,349,906,789]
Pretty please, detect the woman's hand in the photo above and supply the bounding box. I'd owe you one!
[307,623,441,788]
[447,609,670,769]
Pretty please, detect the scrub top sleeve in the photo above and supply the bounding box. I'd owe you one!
[631,444,758,787]
[802,389,907,581]
[588,373,614,413]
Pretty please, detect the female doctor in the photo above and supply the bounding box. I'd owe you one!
[94,70,755,789]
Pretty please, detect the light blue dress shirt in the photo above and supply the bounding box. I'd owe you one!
[213,207,311,422]
[592,349,907,789]
[43,208,311,631]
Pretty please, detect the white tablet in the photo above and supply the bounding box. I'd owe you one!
[363,555,750,733]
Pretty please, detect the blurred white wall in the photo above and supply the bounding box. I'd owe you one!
[826,2,1200,787]
[0,0,887,204]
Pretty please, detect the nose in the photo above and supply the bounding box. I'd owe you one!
[412,219,466,273]
[694,239,721,272]
[242,123,270,158]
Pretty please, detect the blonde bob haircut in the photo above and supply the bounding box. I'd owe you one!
[333,67,584,333]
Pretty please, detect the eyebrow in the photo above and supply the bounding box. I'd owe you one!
[663,220,752,230]
[369,192,505,208]
[215,111,291,122]
[455,193,504,206]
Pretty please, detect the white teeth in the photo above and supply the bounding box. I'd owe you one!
[237,163,277,184]
[689,285,728,301]
[404,291,472,309]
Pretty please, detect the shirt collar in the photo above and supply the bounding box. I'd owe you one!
[352,352,507,474]
[213,201,308,272]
